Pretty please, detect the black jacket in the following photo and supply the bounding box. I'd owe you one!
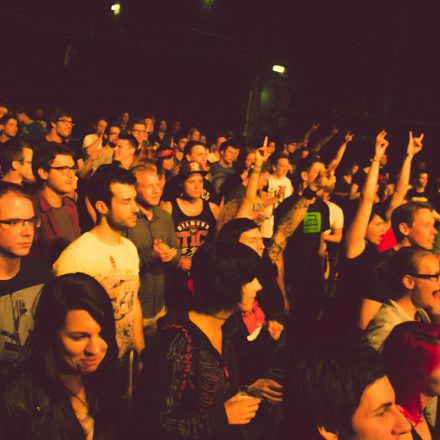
[132,313,242,440]
[0,374,123,440]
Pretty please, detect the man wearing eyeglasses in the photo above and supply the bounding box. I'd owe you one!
[31,142,80,264]
[0,140,35,186]
[44,110,74,144]
[0,182,51,367]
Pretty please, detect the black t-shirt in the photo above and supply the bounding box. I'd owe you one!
[274,196,330,286]
[0,256,52,363]
[257,250,284,317]
[162,175,220,205]
[406,187,438,209]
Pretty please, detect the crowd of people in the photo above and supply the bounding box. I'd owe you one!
[0,105,439,439]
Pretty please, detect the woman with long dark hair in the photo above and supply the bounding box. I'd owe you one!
[0,273,123,439]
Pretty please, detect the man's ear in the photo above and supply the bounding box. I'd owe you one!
[301,170,308,183]
[37,167,49,182]
[402,274,415,290]
[317,425,338,440]
[51,120,56,129]
[11,160,21,171]
[94,200,109,216]
[398,222,410,238]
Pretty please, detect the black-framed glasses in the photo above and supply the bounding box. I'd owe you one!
[57,119,75,126]
[50,166,78,175]
[410,273,440,283]
[19,160,32,165]
[0,217,41,229]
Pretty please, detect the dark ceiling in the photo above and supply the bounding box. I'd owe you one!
[2,1,440,136]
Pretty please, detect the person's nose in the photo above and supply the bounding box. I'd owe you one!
[21,221,33,237]
[392,406,411,435]
[131,200,139,213]
[85,337,101,356]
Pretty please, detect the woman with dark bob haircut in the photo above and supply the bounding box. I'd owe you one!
[382,321,440,440]
[0,273,124,439]
[132,241,268,439]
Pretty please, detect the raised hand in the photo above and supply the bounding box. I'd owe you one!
[311,122,320,131]
[255,136,271,166]
[344,131,354,143]
[374,130,389,159]
[407,131,424,156]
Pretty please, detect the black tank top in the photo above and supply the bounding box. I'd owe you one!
[171,198,216,257]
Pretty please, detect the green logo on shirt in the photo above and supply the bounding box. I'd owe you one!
[303,212,322,233]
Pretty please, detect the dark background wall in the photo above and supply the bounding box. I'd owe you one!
[1,1,439,176]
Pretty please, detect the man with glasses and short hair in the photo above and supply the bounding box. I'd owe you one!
[0,182,51,367]
[0,140,35,187]
[44,110,74,144]
[31,142,80,264]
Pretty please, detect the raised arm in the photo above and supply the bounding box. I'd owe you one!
[330,131,354,171]
[235,139,270,219]
[344,131,389,259]
[298,122,320,148]
[386,131,424,219]
[311,127,339,154]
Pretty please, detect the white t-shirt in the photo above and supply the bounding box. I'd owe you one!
[53,232,140,357]
[325,200,344,233]
[260,175,294,238]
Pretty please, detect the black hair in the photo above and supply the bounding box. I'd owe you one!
[285,342,386,439]
[382,246,433,300]
[295,154,324,176]
[0,139,28,173]
[87,163,136,216]
[391,201,433,243]
[23,273,121,438]
[369,203,386,224]
[0,114,18,126]
[219,137,242,153]
[190,241,261,315]
[183,140,207,157]
[118,133,138,150]
[218,218,259,243]
[130,118,146,129]
[32,142,75,185]
[270,152,290,167]
[48,109,73,127]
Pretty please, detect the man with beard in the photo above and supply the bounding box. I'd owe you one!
[54,164,144,363]
[162,141,220,205]
[124,162,181,341]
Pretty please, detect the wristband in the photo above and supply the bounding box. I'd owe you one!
[252,166,262,174]
[371,157,381,163]
[303,187,317,200]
